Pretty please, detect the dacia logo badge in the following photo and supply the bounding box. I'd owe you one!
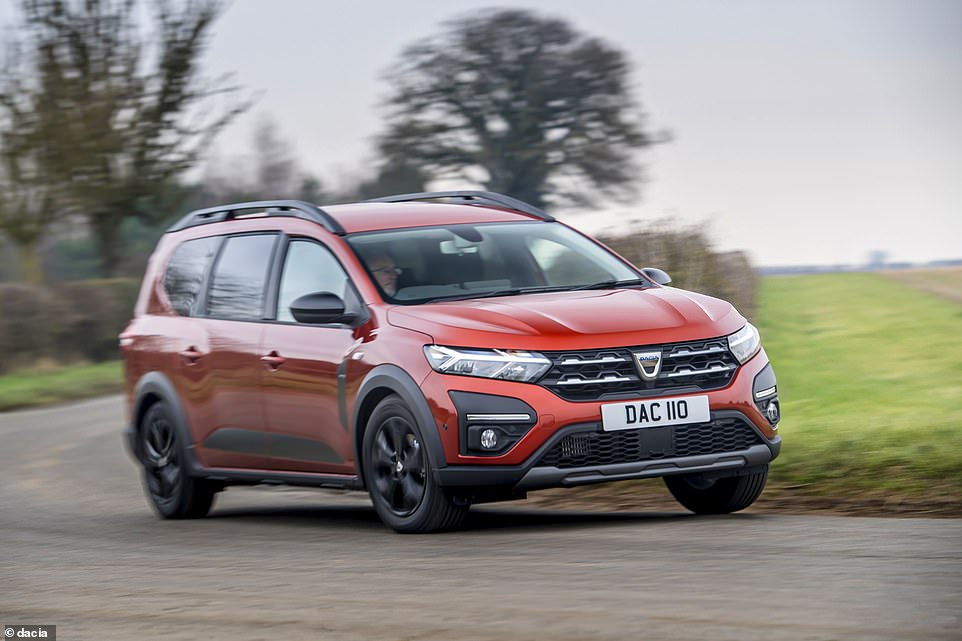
[633,350,662,381]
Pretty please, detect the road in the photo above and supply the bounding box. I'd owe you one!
[1,396,960,641]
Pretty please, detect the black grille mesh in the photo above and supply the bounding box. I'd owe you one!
[539,337,739,401]
[536,417,763,469]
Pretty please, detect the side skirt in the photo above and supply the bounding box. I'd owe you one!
[188,462,364,491]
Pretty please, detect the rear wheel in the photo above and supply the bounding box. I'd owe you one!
[140,402,217,519]
[664,465,769,514]
[362,395,468,533]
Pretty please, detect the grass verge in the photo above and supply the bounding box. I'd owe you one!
[0,361,123,412]
[756,272,962,500]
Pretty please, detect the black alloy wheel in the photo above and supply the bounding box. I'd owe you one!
[362,395,468,533]
[371,414,427,516]
[140,402,216,519]
[143,410,182,508]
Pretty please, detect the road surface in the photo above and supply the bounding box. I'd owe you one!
[1,396,960,640]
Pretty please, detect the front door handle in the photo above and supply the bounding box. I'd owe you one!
[261,351,286,370]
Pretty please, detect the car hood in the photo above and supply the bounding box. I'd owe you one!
[386,287,745,350]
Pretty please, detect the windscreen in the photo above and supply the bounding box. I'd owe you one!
[347,222,641,304]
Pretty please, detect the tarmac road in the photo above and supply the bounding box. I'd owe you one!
[1,396,960,641]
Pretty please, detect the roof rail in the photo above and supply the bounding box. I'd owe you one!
[166,200,346,235]
[365,191,555,222]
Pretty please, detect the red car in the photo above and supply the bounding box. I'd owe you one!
[121,191,780,532]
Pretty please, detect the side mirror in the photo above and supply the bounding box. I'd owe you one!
[641,267,672,286]
[290,292,357,325]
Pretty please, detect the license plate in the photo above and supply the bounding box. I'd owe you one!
[601,395,710,431]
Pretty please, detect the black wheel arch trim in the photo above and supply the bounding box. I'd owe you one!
[353,364,448,482]
[128,372,200,473]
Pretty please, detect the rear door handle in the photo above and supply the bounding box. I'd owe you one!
[261,351,286,370]
[179,347,203,365]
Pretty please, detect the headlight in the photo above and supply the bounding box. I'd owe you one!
[424,345,551,382]
[728,323,761,364]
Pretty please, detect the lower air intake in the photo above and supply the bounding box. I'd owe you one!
[536,417,763,469]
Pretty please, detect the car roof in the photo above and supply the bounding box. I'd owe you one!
[166,192,555,236]
[324,201,538,234]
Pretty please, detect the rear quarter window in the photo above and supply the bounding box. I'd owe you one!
[164,236,221,316]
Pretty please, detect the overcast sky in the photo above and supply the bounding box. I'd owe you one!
[4,0,961,267]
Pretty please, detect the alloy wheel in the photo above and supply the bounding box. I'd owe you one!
[143,414,182,506]
[371,415,427,516]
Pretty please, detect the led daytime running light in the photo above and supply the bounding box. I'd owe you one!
[424,345,551,382]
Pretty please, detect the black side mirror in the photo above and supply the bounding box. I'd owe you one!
[290,292,357,325]
[641,267,672,286]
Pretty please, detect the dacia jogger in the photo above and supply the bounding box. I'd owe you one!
[121,191,781,532]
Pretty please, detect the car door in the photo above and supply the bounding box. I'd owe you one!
[155,234,224,456]
[190,232,278,470]
[260,236,363,475]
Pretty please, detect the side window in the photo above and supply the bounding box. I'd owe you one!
[164,236,220,316]
[206,234,277,320]
[276,239,350,322]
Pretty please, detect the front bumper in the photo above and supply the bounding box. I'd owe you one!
[436,409,781,491]
[423,348,778,465]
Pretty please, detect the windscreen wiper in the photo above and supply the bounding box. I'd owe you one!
[422,285,571,303]
[570,278,650,291]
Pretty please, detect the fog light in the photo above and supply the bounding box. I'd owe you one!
[766,400,780,424]
[480,428,498,450]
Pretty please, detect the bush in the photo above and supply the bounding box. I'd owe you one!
[0,278,139,373]
[0,284,57,373]
[52,279,141,362]
[599,223,757,318]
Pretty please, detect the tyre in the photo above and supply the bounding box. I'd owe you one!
[140,401,217,519]
[362,395,468,533]
[664,465,769,515]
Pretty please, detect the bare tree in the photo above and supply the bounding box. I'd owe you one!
[378,9,658,209]
[252,118,299,197]
[0,38,62,284]
[192,115,328,206]
[0,0,249,277]
[0,154,58,285]
[355,161,427,201]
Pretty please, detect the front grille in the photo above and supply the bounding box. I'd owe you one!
[539,337,739,401]
[536,417,763,469]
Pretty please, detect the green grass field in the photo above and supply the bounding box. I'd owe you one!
[756,272,962,497]
[0,361,123,412]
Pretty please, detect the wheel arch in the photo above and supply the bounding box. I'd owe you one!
[130,372,199,474]
[353,365,447,486]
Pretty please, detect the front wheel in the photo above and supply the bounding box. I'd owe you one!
[664,465,769,514]
[362,395,468,533]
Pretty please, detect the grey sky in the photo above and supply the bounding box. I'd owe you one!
[5,0,961,266]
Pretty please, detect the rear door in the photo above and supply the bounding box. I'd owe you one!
[260,236,363,475]
[191,232,279,470]
[156,234,222,451]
